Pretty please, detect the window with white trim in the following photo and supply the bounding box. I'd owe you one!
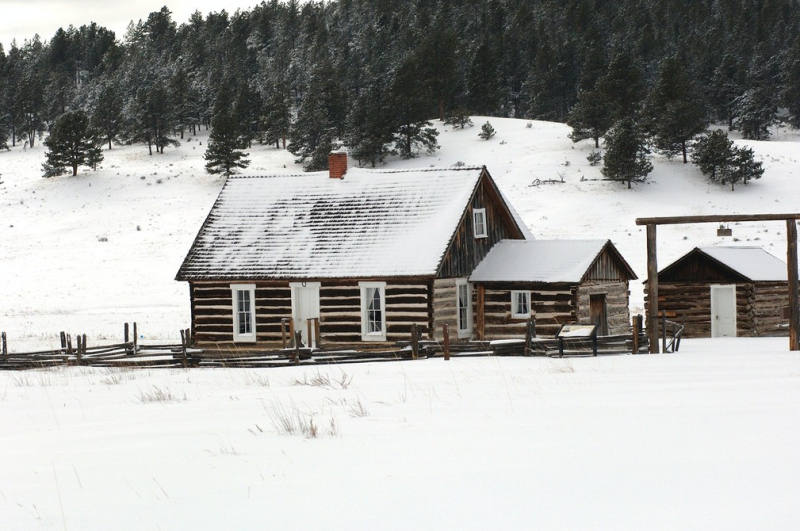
[231,284,256,342]
[456,278,472,338]
[360,282,387,341]
[511,291,531,319]
[473,208,488,238]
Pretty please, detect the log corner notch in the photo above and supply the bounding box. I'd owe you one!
[636,213,800,352]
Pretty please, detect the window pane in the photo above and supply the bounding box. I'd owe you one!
[367,287,382,333]
[458,284,469,330]
[237,290,251,335]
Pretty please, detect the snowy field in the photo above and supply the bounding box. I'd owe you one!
[1,117,798,350]
[1,339,799,530]
[1,119,800,529]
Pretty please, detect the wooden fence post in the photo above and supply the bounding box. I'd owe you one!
[631,315,641,354]
[307,319,313,349]
[293,331,302,365]
[661,311,667,354]
[180,329,188,368]
[133,322,138,354]
[314,318,321,350]
[60,331,67,355]
[66,334,73,356]
[1,332,7,363]
[124,323,132,355]
[76,335,83,366]
[281,318,288,349]
[524,318,536,357]
[411,323,419,360]
[442,323,450,361]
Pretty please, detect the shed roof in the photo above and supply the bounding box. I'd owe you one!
[469,239,636,283]
[660,246,788,282]
[176,166,528,280]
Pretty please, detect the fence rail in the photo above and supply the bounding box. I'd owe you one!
[0,316,666,371]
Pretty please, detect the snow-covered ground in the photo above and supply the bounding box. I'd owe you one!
[1,339,799,530]
[1,119,799,529]
[1,118,797,350]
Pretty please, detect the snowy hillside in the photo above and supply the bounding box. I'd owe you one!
[2,121,800,530]
[1,118,799,349]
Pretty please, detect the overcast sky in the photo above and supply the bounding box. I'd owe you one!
[0,0,264,50]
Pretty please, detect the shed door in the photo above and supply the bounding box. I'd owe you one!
[711,285,737,338]
[589,294,608,336]
[291,283,320,347]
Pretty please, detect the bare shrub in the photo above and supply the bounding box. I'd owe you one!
[347,398,369,418]
[139,385,185,403]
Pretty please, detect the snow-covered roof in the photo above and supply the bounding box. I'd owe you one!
[177,166,527,280]
[469,239,630,283]
[679,247,787,282]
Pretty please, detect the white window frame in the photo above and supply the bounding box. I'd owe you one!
[231,284,257,343]
[511,291,531,319]
[456,278,472,339]
[473,208,488,239]
[359,282,387,341]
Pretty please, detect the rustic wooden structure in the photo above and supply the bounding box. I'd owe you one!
[176,162,530,348]
[636,214,800,352]
[468,240,637,339]
[650,247,790,338]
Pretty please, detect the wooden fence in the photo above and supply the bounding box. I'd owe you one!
[0,316,669,371]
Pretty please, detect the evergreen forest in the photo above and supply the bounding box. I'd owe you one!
[0,0,799,171]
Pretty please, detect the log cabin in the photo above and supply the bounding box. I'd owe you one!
[175,155,532,348]
[652,246,790,337]
[468,240,637,339]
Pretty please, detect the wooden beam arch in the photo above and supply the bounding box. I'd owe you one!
[635,214,800,352]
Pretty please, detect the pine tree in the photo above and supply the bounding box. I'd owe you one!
[601,119,653,189]
[261,84,292,149]
[91,80,123,149]
[567,45,611,148]
[444,108,473,129]
[691,130,733,182]
[596,53,646,122]
[478,121,496,140]
[733,51,780,140]
[727,146,764,190]
[344,82,393,167]
[42,110,103,177]
[644,55,709,163]
[389,58,439,159]
[204,107,250,176]
[783,39,800,129]
[691,130,764,191]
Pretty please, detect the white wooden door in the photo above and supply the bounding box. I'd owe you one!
[291,283,320,347]
[711,284,737,338]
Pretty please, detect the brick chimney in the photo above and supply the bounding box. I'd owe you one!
[329,151,347,179]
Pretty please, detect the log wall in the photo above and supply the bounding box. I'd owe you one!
[752,281,790,336]
[190,278,431,347]
[576,281,631,335]
[651,282,752,337]
[437,172,524,278]
[472,282,577,339]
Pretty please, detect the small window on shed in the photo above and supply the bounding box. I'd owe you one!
[473,208,488,239]
[511,291,531,319]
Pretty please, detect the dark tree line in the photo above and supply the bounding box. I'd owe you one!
[0,0,799,173]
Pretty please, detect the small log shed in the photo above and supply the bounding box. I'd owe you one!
[468,240,638,339]
[652,246,790,338]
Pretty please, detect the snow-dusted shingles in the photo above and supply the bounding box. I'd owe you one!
[695,247,788,282]
[177,167,487,280]
[469,239,610,283]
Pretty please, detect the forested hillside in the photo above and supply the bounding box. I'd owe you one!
[0,0,798,171]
